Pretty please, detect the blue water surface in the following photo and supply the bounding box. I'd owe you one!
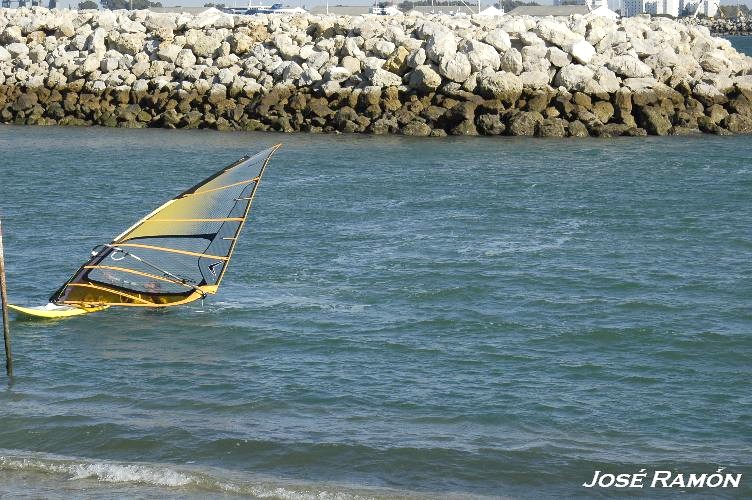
[0,122,749,499]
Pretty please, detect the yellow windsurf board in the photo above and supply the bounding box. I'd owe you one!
[8,303,109,319]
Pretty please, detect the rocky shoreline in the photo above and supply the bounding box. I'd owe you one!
[682,17,752,37]
[1,8,751,137]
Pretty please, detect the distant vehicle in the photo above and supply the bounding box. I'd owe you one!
[235,3,305,15]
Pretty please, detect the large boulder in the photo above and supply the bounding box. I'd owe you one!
[636,106,672,135]
[367,68,402,87]
[484,29,511,52]
[478,71,523,102]
[566,39,595,65]
[459,39,500,72]
[534,19,579,48]
[109,32,146,56]
[439,53,472,83]
[499,48,523,75]
[509,111,544,136]
[425,31,457,63]
[554,64,594,92]
[186,30,222,58]
[0,46,10,63]
[408,65,442,92]
[607,55,653,78]
[700,50,731,74]
[175,49,197,69]
[520,71,550,90]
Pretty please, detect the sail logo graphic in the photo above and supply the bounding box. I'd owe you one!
[208,262,223,277]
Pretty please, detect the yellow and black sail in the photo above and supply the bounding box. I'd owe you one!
[49,144,281,308]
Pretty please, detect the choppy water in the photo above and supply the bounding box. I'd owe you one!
[727,35,752,55]
[0,125,750,499]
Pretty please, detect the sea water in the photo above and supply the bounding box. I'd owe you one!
[0,125,749,499]
[0,33,751,500]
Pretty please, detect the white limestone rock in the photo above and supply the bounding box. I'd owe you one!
[341,56,361,75]
[326,66,351,82]
[500,48,523,76]
[100,57,118,73]
[546,47,570,68]
[439,52,472,83]
[109,32,146,56]
[407,48,427,69]
[594,67,621,93]
[425,31,457,64]
[700,50,730,74]
[82,53,101,74]
[373,40,396,59]
[175,49,197,69]
[484,29,511,52]
[145,12,178,32]
[6,43,29,59]
[408,64,442,91]
[157,43,182,64]
[87,28,107,54]
[367,67,402,87]
[606,55,653,78]
[478,71,523,101]
[567,39,595,65]
[554,64,594,91]
[459,39,500,72]
[520,70,550,89]
[534,19,579,48]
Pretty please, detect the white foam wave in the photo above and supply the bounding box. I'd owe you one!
[0,456,193,487]
[0,452,439,500]
[69,463,194,486]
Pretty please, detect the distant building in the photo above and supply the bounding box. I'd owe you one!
[553,0,606,8]
[645,0,680,16]
[307,5,371,15]
[620,0,718,17]
[478,5,505,16]
[507,5,590,16]
[590,4,619,18]
[681,0,719,17]
[148,6,218,15]
[369,5,403,15]
[508,4,619,17]
[410,5,479,15]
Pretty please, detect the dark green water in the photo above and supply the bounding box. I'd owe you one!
[0,126,750,498]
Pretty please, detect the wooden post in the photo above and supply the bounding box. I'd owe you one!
[0,218,13,377]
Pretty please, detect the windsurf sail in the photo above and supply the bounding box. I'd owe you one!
[49,144,281,308]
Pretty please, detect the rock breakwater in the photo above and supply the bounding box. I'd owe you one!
[1,7,752,137]
[683,16,752,36]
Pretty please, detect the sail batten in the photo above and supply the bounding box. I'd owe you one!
[50,145,281,308]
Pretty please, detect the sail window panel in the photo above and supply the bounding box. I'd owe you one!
[106,245,204,285]
[86,267,191,295]
[90,250,195,281]
[59,284,140,306]
[198,220,243,284]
